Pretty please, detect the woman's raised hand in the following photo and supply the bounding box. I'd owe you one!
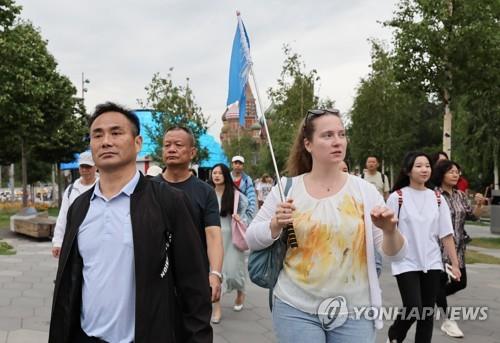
[370,206,398,234]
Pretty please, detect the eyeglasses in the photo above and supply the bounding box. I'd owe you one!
[304,108,340,126]
[446,169,462,176]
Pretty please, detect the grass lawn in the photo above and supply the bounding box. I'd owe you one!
[0,240,15,255]
[466,220,490,227]
[0,207,60,230]
[48,207,60,217]
[469,237,500,249]
[466,249,500,264]
[0,209,17,229]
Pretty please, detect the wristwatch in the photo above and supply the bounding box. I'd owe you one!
[209,270,223,281]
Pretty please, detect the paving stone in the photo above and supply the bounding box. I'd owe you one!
[0,258,23,264]
[0,306,34,318]
[0,277,14,284]
[34,306,51,318]
[1,226,498,343]
[2,282,32,291]
[213,334,231,343]
[0,272,21,277]
[12,276,40,284]
[5,328,48,343]
[21,316,51,332]
[0,317,21,331]
[21,289,47,299]
[0,289,22,299]
[10,296,44,307]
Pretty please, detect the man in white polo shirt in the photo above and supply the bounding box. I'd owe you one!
[51,151,97,258]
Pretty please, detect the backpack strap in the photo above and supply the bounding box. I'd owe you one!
[435,190,441,207]
[67,182,75,200]
[396,189,403,219]
[284,177,292,197]
[233,189,240,215]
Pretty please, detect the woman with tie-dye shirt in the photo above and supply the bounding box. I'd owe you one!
[246,109,407,343]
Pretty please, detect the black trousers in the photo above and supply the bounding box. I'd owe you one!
[74,327,108,343]
[436,266,467,314]
[388,270,441,343]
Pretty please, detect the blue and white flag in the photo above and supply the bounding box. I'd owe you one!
[227,13,252,126]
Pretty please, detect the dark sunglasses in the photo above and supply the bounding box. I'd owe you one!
[304,108,340,125]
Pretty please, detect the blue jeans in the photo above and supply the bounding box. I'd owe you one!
[272,297,376,343]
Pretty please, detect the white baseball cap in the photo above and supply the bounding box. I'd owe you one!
[232,155,245,163]
[78,151,95,166]
[146,165,163,177]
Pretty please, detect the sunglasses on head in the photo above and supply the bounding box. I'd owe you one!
[304,108,340,124]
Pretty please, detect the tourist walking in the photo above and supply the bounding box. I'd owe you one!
[210,163,252,324]
[246,108,407,343]
[386,151,460,343]
[51,151,97,258]
[49,102,212,343]
[231,155,257,220]
[154,126,223,304]
[432,159,484,338]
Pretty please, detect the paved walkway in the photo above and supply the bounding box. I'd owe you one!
[0,225,499,343]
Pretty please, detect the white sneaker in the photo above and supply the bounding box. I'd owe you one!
[441,319,464,338]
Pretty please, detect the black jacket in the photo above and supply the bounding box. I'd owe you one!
[49,174,213,343]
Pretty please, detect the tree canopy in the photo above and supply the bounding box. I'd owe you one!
[264,45,320,174]
[139,70,208,164]
[0,7,88,205]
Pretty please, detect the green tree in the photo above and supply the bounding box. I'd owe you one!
[386,0,499,162]
[387,0,500,187]
[0,0,21,31]
[139,70,208,164]
[222,134,265,177]
[452,0,500,189]
[265,45,319,173]
[0,20,87,206]
[386,0,460,157]
[349,41,441,180]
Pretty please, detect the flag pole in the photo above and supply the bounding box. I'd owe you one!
[249,69,283,200]
[249,67,298,248]
[231,11,297,247]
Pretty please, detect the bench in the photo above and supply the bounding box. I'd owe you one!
[11,212,56,238]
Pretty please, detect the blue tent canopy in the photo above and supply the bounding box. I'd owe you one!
[198,133,229,168]
[135,110,228,167]
[61,110,227,170]
[60,154,80,170]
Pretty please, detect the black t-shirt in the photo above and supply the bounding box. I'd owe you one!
[153,174,220,264]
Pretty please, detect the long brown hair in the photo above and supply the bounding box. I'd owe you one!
[285,110,343,176]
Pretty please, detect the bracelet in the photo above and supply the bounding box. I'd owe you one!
[209,270,223,281]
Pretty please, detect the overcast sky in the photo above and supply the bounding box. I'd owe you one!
[16,0,398,140]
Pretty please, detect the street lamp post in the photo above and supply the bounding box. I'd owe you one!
[81,72,90,107]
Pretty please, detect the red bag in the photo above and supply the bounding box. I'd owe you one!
[232,191,249,251]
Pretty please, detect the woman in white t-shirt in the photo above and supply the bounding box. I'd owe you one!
[246,108,407,343]
[386,151,460,343]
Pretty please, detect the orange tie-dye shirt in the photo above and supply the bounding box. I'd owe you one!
[274,175,370,314]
